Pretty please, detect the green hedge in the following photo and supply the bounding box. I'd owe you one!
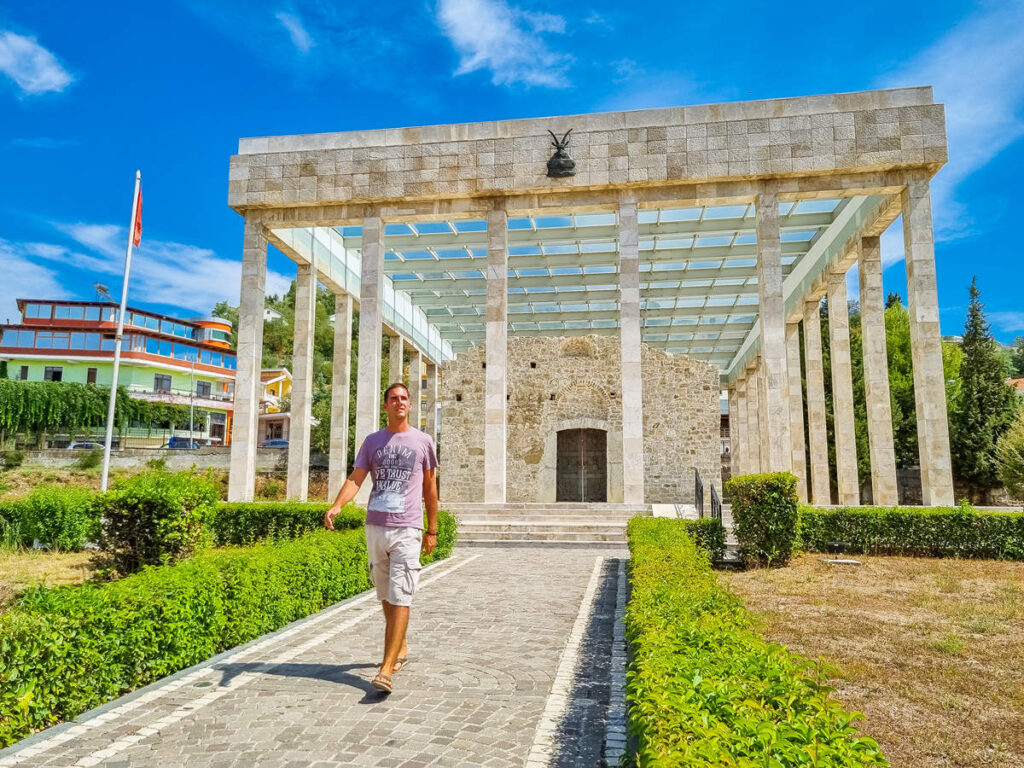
[0,487,100,551]
[679,517,726,561]
[212,502,362,545]
[727,472,800,567]
[798,505,1024,560]
[626,517,887,767]
[0,511,457,747]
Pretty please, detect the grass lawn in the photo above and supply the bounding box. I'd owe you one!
[0,549,96,609]
[720,554,1024,768]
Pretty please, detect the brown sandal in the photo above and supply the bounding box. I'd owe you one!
[371,672,393,693]
[393,656,408,673]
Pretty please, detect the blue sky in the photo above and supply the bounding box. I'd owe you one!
[1,0,1023,342]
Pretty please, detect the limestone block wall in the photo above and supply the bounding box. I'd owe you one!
[230,88,945,209]
[439,336,720,504]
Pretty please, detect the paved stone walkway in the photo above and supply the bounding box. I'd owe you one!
[1,548,628,768]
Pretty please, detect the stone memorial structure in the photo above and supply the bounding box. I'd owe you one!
[226,86,954,508]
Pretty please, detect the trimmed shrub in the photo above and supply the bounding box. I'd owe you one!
[626,517,888,767]
[212,501,362,545]
[22,486,99,551]
[2,450,25,470]
[0,517,458,746]
[798,504,1024,560]
[727,472,799,567]
[679,517,726,561]
[94,471,219,573]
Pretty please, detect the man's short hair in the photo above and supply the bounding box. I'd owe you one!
[383,382,410,402]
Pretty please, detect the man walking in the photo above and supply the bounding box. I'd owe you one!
[324,382,438,694]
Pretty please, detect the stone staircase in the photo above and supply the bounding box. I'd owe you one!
[445,502,652,548]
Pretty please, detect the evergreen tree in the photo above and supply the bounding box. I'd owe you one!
[949,277,1020,500]
[1011,336,1024,378]
[885,292,902,310]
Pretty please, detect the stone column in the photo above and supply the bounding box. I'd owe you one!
[328,292,352,501]
[424,362,438,443]
[727,387,740,477]
[902,177,954,506]
[286,257,317,501]
[407,348,422,429]
[732,378,747,475]
[745,364,761,473]
[755,191,792,472]
[785,322,807,502]
[619,198,645,503]
[228,216,267,502]
[389,334,404,386]
[858,236,899,505]
[757,360,771,471]
[828,270,860,505]
[803,299,831,505]
[484,204,508,503]
[355,214,384,505]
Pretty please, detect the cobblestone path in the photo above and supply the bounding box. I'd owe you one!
[1,548,628,768]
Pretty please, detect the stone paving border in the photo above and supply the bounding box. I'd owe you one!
[0,554,479,768]
[603,559,629,766]
[524,556,606,768]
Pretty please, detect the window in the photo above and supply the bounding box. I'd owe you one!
[70,332,86,349]
[200,350,212,364]
[100,335,115,351]
[87,367,97,385]
[85,333,100,350]
[68,306,85,320]
[36,331,52,348]
[146,315,158,331]
[1,329,16,346]
[154,374,172,393]
[19,365,28,380]
[160,319,173,335]
[211,353,222,367]
[54,305,70,319]
[159,340,172,356]
[44,366,63,382]
[51,332,69,349]
[84,306,100,321]
[196,381,211,398]
[25,304,41,319]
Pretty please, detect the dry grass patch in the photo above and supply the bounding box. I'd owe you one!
[0,549,96,609]
[720,554,1024,768]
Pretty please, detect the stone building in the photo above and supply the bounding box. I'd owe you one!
[440,336,719,503]
[225,86,954,509]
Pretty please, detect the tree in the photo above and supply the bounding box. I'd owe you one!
[996,410,1024,500]
[1011,336,1024,378]
[885,292,902,310]
[948,277,1020,500]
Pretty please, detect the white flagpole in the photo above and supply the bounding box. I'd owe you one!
[101,170,141,492]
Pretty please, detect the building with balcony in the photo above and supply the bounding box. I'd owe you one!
[0,299,237,445]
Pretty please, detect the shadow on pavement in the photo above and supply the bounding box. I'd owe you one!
[212,661,386,701]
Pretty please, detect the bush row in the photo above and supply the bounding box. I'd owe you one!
[212,501,363,545]
[798,504,1024,560]
[625,517,888,767]
[678,516,726,561]
[0,487,100,551]
[727,472,800,566]
[0,513,457,747]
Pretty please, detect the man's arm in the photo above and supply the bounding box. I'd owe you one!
[421,468,438,555]
[324,467,369,529]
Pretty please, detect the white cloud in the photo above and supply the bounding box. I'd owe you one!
[0,240,73,323]
[881,2,1024,240]
[275,11,314,53]
[0,31,73,95]
[23,224,292,315]
[988,311,1024,334]
[436,0,571,88]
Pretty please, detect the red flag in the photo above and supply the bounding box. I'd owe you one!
[132,186,143,247]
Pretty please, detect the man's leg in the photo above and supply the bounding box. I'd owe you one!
[379,600,410,677]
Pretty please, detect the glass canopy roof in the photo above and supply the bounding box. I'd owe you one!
[273,195,883,378]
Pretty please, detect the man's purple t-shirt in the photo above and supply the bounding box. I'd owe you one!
[354,427,438,529]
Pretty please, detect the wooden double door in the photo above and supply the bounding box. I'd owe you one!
[556,428,608,502]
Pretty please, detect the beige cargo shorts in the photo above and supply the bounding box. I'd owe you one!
[365,524,422,607]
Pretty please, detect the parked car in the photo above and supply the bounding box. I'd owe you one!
[259,439,289,448]
[68,441,103,450]
[162,437,202,450]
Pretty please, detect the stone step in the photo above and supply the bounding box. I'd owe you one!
[446,507,650,517]
[444,503,651,513]
[454,512,641,522]
[459,522,627,534]
[457,538,628,549]
[458,529,627,542]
